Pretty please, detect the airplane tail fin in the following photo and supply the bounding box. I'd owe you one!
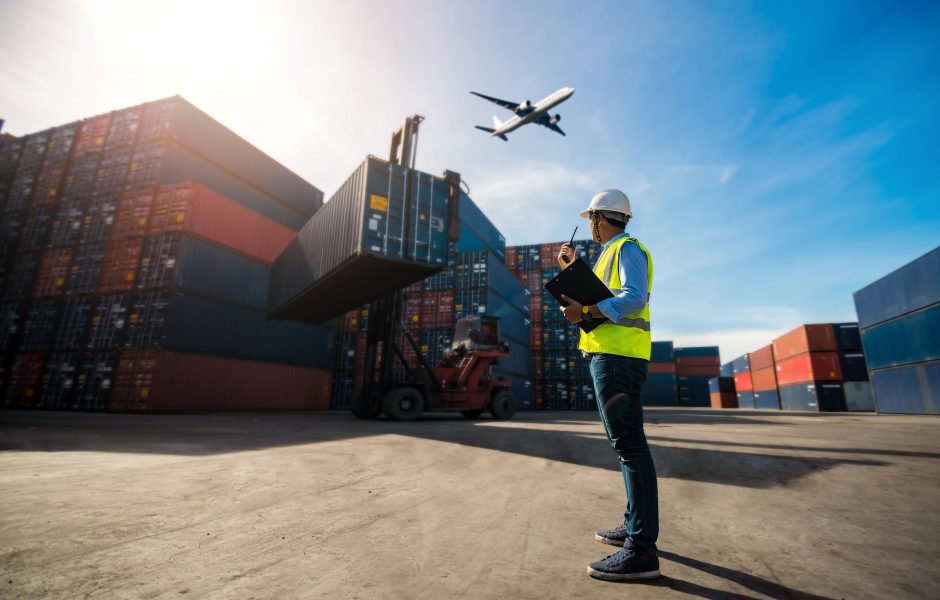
[474,125,508,141]
[492,115,503,128]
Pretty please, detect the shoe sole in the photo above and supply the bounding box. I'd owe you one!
[594,534,626,547]
[586,566,660,581]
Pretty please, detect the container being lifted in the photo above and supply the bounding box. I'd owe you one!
[268,116,517,421]
[267,126,461,322]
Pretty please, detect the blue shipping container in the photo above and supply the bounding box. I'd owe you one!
[833,322,862,351]
[753,389,780,410]
[853,246,940,329]
[737,391,755,409]
[651,341,675,362]
[870,360,940,414]
[860,303,940,370]
[779,382,846,412]
[456,194,506,260]
[839,351,870,382]
[720,362,734,377]
[731,354,750,375]
[675,346,720,357]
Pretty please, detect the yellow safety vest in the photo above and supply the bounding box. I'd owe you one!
[578,236,654,360]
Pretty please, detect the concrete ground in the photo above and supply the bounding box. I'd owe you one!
[1,409,938,600]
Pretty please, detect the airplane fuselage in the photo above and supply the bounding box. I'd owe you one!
[494,87,575,136]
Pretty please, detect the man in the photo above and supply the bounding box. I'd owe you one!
[557,188,659,581]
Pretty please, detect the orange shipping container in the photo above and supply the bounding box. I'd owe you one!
[675,356,720,367]
[734,371,753,392]
[710,392,737,409]
[649,362,677,374]
[773,324,837,361]
[775,352,842,386]
[748,345,775,371]
[111,350,332,412]
[751,366,778,391]
[675,364,720,376]
[111,188,157,239]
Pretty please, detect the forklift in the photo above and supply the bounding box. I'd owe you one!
[350,116,517,421]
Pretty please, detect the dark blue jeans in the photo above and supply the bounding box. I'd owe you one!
[590,353,659,556]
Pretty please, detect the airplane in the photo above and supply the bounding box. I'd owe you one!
[471,87,575,141]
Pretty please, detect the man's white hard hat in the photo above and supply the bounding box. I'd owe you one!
[579,189,632,220]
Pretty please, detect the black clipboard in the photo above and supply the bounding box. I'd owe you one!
[544,257,613,333]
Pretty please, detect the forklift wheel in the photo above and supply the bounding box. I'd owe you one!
[489,391,516,420]
[460,410,483,419]
[383,387,424,421]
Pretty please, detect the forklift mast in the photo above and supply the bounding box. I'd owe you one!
[350,116,461,418]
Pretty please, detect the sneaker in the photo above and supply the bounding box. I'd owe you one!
[594,522,628,546]
[587,547,660,581]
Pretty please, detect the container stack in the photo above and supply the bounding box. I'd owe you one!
[328,195,531,411]
[833,322,874,411]
[854,247,940,414]
[748,345,779,409]
[0,98,333,412]
[675,346,720,407]
[645,341,678,406]
[507,239,599,409]
[731,354,753,408]
[772,324,845,412]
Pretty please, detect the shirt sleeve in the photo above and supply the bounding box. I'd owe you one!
[595,241,649,323]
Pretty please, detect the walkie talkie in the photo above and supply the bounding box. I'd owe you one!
[560,226,578,264]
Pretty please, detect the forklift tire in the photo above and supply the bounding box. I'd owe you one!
[460,410,484,419]
[489,391,516,420]
[384,387,424,421]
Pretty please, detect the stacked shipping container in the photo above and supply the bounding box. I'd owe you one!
[329,196,531,411]
[0,98,333,412]
[854,247,940,414]
[675,346,720,407]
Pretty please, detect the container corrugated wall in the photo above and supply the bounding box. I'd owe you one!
[0,98,330,412]
[269,157,454,323]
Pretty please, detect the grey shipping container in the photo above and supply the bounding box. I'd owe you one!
[779,382,846,412]
[268,157,459,323]
[843,381,875,412]
[853,246,940,329]
[870,360,940,414]
[860,303,940,370]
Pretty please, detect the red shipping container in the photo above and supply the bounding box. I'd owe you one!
[531,351,544,378]
[527,271,541,293]
[539,243,555,266]
[98,239,143,293]
[111,350,332,412]
[147,183,295,264]
[775,352,842,386]
[506,246,518,268]
[751,366,778,391]
[649,362,677,374]
[773,324,837,361]
[530,322,543,349]
[675,364,720,376]
[112,188,156,239]
[734,371,753,392]
[710,392,738,409]
[6,353,45,408]
[32,162,67,207]
[530,295,543,321]
[749,345,775,371]
[32,248,73,298]
[72,114,111,158]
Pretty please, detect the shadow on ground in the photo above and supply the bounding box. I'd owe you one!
[0,410,887,489]
[626,550,836,600]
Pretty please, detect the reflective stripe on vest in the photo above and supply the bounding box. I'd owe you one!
[577,236,654,359]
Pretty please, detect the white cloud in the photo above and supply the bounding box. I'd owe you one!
[718,163,739,183]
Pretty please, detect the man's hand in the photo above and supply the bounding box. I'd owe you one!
[560,294,583,324]
[558,244,576,268]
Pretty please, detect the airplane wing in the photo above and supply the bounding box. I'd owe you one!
[470,91,519,111]
[536,113,566,136]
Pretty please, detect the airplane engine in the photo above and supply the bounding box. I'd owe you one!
[549,114,561,125]
[516,100,532,113]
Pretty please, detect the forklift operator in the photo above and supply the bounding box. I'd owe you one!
[556,189,660,582]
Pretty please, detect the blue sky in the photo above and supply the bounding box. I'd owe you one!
[1,0,938,359]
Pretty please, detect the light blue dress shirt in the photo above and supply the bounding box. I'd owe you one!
[594,232,649,323]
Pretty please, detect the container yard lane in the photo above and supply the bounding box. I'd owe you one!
[1,408,938,599]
